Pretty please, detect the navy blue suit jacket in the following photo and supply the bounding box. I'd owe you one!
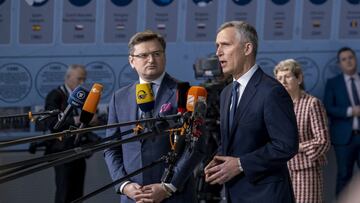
[219,68,298,203]
[324,74,354,145]
[104,73,204,203]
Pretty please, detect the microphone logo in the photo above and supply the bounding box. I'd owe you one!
[76,90,87,100]
[91,87,101,93]
[137,90,147,100]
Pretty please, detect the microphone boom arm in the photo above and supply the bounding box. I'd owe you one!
[0,114,181,148]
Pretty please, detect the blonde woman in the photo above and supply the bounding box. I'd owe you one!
[274,59,330,203]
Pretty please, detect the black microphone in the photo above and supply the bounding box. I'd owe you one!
[176,82,190,114]
[53,85,89,130]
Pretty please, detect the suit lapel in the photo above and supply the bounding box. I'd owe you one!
[229,68,262,136]
[223,86,232,134]
[222,85,232,155]
[128,82,138,122]
[154,74,175,115]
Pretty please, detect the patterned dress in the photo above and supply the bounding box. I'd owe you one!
[288,92,330,203]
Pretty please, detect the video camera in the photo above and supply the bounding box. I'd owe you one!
[193,55,223,80]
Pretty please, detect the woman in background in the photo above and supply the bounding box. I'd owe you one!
[274,59,330,203]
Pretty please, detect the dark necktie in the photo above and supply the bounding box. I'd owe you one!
[229,81,239,130]
[351,77,360,105]
[351,77,360,128]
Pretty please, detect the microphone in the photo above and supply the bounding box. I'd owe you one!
[161,87,208,183]
[74,83,103,145]
[176,82,190,114]
[53,85,89,130]
[186,86,208,113]
[136,83,155,129]
[186,86,208,141]
[79,83,103,125]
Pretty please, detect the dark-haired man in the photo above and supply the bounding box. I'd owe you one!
[105,30,205,203]
[324,47,360,196]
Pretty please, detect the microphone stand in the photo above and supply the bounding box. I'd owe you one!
[0,120,179,184]
[74,125,191,203]
[0,109,61,120]
[0,114,181,148]
[71,154,173,203]
[0,129,133,174]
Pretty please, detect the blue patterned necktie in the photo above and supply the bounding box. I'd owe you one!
[229,81,239,130]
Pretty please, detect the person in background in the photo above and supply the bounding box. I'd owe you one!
[274,59,330,203]
[30,64,98,203]
[324,47,360,197]
[204,21,298,203]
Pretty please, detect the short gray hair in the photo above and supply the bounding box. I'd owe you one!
[65,64,86,78]
[274,59,305,90]
[217,21,258,57]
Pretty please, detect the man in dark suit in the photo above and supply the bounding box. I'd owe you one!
[204,21,298,202]
[43,64,89,203]
[104,30,205,203]
[324,47,360,196]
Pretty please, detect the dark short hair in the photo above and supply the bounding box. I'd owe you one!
[337,47,356,63]
[217,21,258,57]
[128,30,166,54]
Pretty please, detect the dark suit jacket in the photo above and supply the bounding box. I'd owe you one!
[44,84,87,203]
[104,73,205,203]
[44,84,79,153]
[219,68,298,203]
[324,74,355,145]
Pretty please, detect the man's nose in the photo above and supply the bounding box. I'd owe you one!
[148,54,156,62]
[216,48,223,57]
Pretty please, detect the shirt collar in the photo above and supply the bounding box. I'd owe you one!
[344,73,359,82]
[139,72,165,86]
[234,64,259,87]
[64,84,72,95]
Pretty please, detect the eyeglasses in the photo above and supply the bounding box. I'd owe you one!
[131,50,164,59]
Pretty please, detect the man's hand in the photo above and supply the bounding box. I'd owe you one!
[352,106,360,116]
[136,183,170,203]
[123,183,143,202]
[204,155,242,185]
[299,143,305,152]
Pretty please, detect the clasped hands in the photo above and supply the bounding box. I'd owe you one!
[123,182,170,203]
[204,155,242,185]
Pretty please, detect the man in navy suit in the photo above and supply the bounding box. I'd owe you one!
[104,30,205,203]
[204,21,298,202]
[324,47,360,196]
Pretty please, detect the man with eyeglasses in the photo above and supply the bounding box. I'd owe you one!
[104,30,205,203]
[324,47,360,197]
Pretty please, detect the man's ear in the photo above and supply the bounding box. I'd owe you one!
[129,56,135,69]
[244,42,253,56]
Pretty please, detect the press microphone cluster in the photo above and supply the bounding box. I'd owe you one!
[161,85,208,183]
[53,85,89,130]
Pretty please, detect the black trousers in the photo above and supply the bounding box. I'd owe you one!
[54,158,86,203]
